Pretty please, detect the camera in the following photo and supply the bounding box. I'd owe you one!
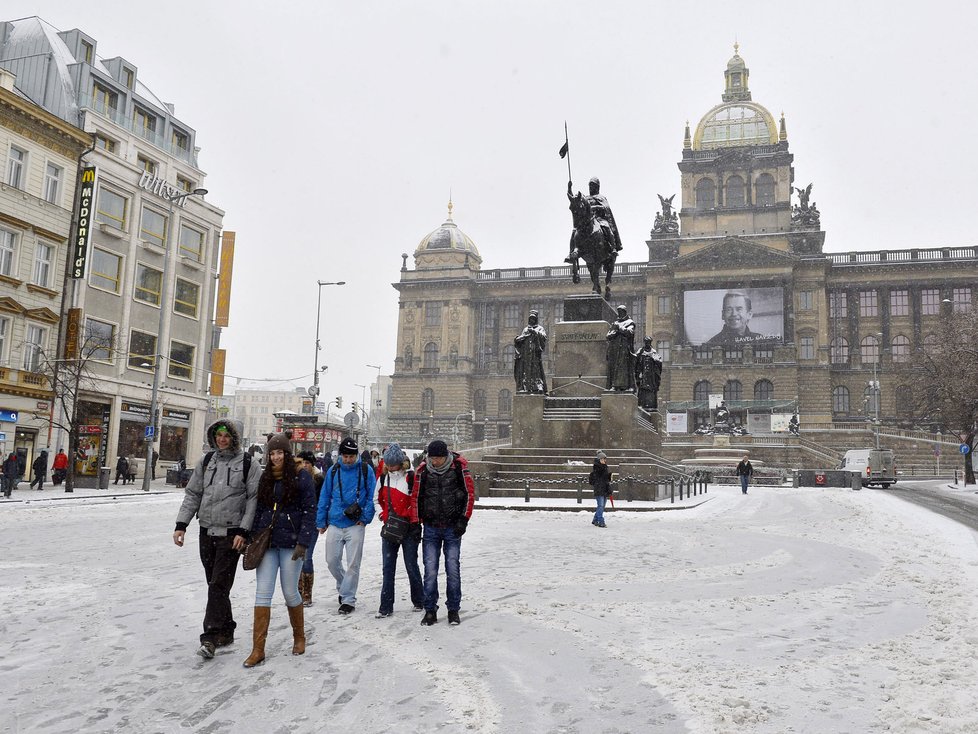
[344,503,362,522]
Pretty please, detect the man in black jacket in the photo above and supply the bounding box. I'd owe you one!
[413,440,475,626]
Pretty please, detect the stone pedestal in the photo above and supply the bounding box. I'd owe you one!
[563,294,617,322]
[550,294,617,398]
[601,391,637,448]
[512,394,545,448]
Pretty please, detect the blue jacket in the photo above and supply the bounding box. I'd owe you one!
[316,459,376,529]
[250,470,318,549]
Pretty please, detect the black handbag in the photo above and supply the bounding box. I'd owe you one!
[379,477,410,544]
[242,504,277,571]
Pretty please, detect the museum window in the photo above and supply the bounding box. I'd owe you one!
[657,295,671,315]
[498,389,512,416]
[0,317,8,363]
[134,263,162,305]
[858,290,878,317]
[798,290,813,311]
[754,173,775,206]
[889,289,909,316]
[695,178,715,210]
[84,317,115,361]
[90,248,122,293]
[655,339,670,362]
[483,304,497,329]
[830,337,849,364]
[421,388,434,414]
[139,206,167,248]
[725,175,745,207]
[829,291,847,318]
[860,335,880,365]
[423,342,439,369]
[503,303,521,328]
[952,287,972,313]
[920,289,940,315]
[754,345,773,361]
[754,379,774,402]
[6,145,26,188]
[0,227,17,276]
[43,163,63,205]
[693,345,712,362]
[921,333,938,356]
[724,380,742,401]
[724,345,743,361]
[23,324,46,372]
[473,389,487,416]
[32,242,53,288]
[129,330,156,370]
[168,340,195,380]
[891,335,910,363]
[174,278,200,318]
[799,335,815,360]
[832,386,850,414]
[502,345,516,371]
[693,380,711,402]
[424,301,442,327]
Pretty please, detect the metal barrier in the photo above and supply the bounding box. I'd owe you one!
[470,471,708,506]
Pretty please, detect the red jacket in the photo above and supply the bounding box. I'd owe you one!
[376,469,419,523]
[52,452,69,470]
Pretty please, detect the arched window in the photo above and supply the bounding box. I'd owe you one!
[921,333,938,356]
[832,386,850,414]
[502,344,516,371]
[695,178,715,210]
[754,173,776,205]
[725,175,745,207]
[830,337,849,364]
[473,389,487,416]
[423,342,439,369]
[724,380,743,401]
[754,379,774,401]
[860,335,880,365]
[421,388,434,414]
[498,389,512,415]
[693,380,711,401]
[891,335,910,363]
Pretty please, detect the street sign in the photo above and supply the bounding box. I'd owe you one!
[344,411,360,428]
[959,443,970,455]
[145,425,155,439]
[0,410,18,422]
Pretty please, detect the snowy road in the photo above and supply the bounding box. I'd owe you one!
[2,484,977,733]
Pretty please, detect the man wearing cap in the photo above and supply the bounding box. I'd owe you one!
[413,439,475,626]
[317,436,376,614]
[173,419,259,659]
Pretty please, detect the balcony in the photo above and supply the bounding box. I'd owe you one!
[0,366,52,399]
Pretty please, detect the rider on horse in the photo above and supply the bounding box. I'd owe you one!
[565,177,623,263]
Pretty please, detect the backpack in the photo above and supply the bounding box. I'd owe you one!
[201,450,252,481]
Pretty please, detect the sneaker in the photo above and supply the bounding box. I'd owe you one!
[338,603,355,615]
[448,610,461,626]
[592,519,599,526]
[214,634,234,648]
[597,521,607,528]
[413,605,424,612]
[196,641,216,659]
[420,610,438,626]
[375,610,392,619]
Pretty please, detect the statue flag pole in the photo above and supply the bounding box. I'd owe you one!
[559,121,572,182]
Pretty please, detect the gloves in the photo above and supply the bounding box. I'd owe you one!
[453,517,468,537]
[409,523,423,542]
[291,545,307,562]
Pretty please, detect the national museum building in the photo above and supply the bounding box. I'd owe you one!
[388,49,977,445]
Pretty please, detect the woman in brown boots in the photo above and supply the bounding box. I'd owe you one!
[243,432,317,668]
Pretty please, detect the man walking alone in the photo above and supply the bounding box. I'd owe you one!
[736,454,754,494]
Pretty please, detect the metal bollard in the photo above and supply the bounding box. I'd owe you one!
[625,477,633,502]
[524,480,531,503]
[576,479,583,504]
[669,478,675,504]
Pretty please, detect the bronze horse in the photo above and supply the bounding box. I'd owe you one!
[566,191,618,300]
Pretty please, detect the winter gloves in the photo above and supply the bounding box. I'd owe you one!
[453,517,468,537]
[291,545,307,561]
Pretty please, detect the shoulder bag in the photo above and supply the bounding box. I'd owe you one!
[242,503,277,570]
[379,477,410,544]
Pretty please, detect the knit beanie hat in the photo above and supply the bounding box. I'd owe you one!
[383,442,407,468]
[265,431,292,455]
[339,436,359,455]
[596,450,607,460]
[426,439,449,457]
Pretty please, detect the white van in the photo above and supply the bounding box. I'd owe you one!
[840,449,896,488]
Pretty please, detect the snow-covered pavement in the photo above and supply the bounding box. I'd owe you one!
[2,483,977,733]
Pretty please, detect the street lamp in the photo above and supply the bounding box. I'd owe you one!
[365,365,381,436]
[143,187,207,492]
[312,281,346,401]
[870,331,883,450]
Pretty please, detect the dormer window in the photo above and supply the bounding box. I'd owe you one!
[124,68,134,89]
[81,40,93,63]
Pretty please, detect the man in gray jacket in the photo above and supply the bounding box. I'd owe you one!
[173,419,259,659]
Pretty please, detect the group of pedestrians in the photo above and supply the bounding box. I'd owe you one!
[173,419,475,666]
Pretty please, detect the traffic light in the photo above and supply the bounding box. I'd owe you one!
[352,401,358,412]
[335,396,342,409]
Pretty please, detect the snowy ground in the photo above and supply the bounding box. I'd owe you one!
[2,482,978,733]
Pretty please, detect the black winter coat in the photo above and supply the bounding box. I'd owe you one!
[588,459,612,497]
[250,471,317,549]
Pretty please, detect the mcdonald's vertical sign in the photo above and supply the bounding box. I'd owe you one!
[209,348,226,397]
[72,166,97,278]
[215,231,235,327]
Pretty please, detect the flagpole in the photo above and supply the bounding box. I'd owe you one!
[563,121,572,183]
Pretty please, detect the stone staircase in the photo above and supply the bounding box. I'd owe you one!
[542,396,602,421]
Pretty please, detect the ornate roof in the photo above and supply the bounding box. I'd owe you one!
[415,201,481,260]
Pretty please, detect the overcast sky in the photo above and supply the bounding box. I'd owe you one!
[8,1,978,410]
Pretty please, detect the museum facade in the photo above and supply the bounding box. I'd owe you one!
[388,48,977,446]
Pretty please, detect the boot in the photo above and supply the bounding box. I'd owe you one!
[242,606,271,668]
[297,573,306,602]
[301,572,314,607]
[287,604,306,655]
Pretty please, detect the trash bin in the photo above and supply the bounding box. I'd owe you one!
[792,471,800,488]
[99,466,111,489]
[850,471,862,491]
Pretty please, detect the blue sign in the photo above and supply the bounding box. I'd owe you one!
[960,444,970,455]
[145,425,155,439]
[0,410,18,422]
[0,432,6,441]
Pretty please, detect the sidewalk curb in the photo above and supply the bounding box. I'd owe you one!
[474,497,713,512]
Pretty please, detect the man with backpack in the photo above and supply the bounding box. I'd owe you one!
[172,419,259,659]
[316,436,376,615]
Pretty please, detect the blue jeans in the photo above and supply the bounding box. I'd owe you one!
[302,531,319,574]
[422,526,462,613]
[379,534,424,614]
[255,546,303,608]
[740,475,749,493]
[325,524,365,606]
[593,494,607,524]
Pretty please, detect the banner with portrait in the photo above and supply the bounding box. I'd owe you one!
[684,287,784,346]
[666,412,688,434]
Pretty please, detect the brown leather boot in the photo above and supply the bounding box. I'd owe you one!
[287,604,305,655]
[301,572,314,607]
[242,606,271,668]
[297,573,306,602]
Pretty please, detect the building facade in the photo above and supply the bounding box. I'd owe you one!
[0,16,230,475]
[389,48,977,446]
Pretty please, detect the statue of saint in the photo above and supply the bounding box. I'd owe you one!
[513,310,548,394]
[635,337,663,410]
[606,305,636,391]
[713,400,732,433]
